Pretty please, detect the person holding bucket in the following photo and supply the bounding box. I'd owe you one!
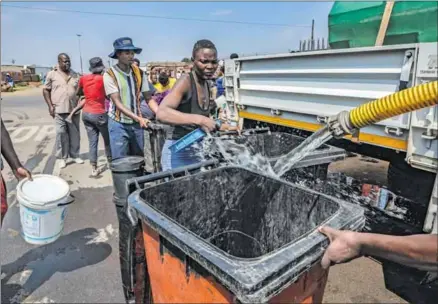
[156,39,238,170]
[1,119,32,226]
[67,57,112,177]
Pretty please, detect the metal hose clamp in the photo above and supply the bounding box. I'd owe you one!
[327,111,356,138]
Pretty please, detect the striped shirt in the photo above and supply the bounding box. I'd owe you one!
[103,65,150,124]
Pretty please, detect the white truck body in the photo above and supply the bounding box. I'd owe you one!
[224,42,438,232]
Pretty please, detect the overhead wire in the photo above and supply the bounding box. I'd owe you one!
[1,4,311,28]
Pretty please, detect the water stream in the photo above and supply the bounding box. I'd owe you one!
[272,126,333,177]
[194,126,334,178]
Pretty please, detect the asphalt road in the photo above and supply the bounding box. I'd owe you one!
[1,88,124,303]
[0,88,406,303]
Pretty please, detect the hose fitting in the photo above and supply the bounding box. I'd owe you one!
[327,111,355,138]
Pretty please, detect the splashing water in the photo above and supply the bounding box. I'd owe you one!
[193,126,333,178]
[273,126,333,177]
[194,133,277,177]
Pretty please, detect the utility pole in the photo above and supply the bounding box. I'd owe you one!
[310,19,315,51]
[76,34,83,74]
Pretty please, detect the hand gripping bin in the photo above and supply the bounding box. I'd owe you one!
[125,161,365,303]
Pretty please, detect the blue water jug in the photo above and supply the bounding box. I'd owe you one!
[169,121,222,153]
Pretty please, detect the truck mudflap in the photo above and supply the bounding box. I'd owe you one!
[382,261,438,304]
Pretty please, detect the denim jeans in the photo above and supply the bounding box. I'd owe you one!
[108,118,144,160]
[82,112,112,166]
[161,139,202,171]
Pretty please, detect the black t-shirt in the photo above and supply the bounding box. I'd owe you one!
[170,73,217,140]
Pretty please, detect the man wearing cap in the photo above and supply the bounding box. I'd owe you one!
[104,37,158,160]
[43,53,83,169]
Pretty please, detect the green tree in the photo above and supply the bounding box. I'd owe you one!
[181,57,191,63]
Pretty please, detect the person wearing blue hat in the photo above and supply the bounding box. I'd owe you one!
[103,37,159,160]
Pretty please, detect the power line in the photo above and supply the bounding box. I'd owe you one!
[2,4,311,28]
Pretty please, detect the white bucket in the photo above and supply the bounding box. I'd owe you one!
[16,174,72,245]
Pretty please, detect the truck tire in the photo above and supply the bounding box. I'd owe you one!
[387,158,435,206]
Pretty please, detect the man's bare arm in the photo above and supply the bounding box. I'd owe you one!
[42,88,55,118]
[69,98,86,117]
[359,233,437,272]
[1,120,32,180]
[1,119,22,171]
[319,226,438,272]
[142,91,159,114]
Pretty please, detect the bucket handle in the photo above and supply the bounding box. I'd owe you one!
[58,194,75,206]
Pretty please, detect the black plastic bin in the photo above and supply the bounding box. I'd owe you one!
[110,156,145,206]
[109,156,146,303]
[126,162,365,303]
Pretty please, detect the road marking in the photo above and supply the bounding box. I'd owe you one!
[8,124,56,144]
[8,190,18,208]
[85,224,118,244]
[52,159,61,178]
[23,296,55,304]
[34,125,56,142]
[10,126,40,143]
[7,228,19,238]
[19,270,32,283]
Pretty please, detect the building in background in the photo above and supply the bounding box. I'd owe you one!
[146,62,192,79]
[1,64,52,83]
[30,65,52,78]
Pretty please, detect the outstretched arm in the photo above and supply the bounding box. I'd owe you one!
[1,120,32,180]
[319,226,438,272]
[70,78,85,116]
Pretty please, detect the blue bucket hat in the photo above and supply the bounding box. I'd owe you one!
[108,37,142,59]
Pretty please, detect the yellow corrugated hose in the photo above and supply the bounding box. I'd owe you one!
[349,81,438,129]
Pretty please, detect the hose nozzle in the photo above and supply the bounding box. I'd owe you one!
[327,111,355,138]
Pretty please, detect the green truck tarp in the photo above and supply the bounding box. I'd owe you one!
[328,1,438,49]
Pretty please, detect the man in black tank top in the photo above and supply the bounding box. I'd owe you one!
[156,39,236,171]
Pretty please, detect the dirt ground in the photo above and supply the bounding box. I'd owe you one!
[322,155,406,303]
[329,154,389,186]
[1,85,42,96]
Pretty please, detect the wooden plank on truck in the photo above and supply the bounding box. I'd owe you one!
[375,1,395,46]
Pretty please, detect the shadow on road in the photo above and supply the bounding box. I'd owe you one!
[1,228,112,303]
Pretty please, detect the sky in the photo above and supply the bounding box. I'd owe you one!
[1,1,333,72]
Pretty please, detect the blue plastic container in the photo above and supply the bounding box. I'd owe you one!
[169,128,207,153]
[169,121,222,153]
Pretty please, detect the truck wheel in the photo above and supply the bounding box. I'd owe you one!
[387,158,435,206]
